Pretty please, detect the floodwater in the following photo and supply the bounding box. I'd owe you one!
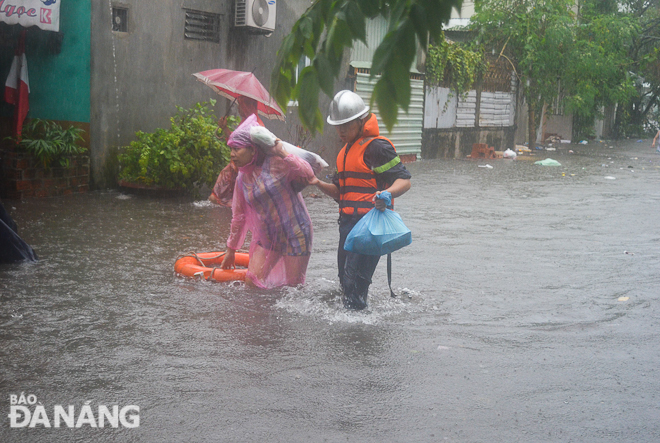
[1,139,660,442]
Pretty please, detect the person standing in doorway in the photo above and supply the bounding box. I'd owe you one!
[309,90,412,310]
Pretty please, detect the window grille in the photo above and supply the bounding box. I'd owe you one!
[112,7,128,33]
[184,9,220,43]
[235,0,247,26]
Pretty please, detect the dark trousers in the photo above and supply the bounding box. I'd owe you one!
[338,215,380,310]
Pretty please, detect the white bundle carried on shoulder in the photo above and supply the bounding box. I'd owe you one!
[250,126,328,174]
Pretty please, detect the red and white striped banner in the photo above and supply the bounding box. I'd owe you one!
[5,30,30,140]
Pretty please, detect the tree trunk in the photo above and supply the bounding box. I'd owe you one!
[528,102,536,148]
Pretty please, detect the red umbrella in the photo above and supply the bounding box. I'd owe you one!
[193,69,285,121]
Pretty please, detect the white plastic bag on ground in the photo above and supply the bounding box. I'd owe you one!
[250,126,328,174]
[534,158,561,166]
[503,149,517,159]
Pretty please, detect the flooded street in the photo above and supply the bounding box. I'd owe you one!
[1,139,660,442]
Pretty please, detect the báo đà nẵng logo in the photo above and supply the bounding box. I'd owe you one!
[7,393,140,428]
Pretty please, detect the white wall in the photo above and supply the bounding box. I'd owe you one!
[424,87,516,129]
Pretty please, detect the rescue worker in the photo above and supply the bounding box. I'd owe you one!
[309,90,411,310]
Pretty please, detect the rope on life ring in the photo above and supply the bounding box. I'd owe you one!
[174,251,249,283]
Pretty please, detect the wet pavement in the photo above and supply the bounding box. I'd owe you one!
[1,139,659,442]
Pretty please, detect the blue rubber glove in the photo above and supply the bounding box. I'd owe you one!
[375,190,392,207]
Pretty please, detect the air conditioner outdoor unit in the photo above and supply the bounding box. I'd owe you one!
[235,0,276,34]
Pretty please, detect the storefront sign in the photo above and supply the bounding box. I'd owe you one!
[0,0,60,32]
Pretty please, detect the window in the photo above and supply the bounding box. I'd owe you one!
[184,9,221,43]
[288,56,311,106]
[112,7,128,33]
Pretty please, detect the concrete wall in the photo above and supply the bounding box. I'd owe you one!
[423,65,517,158]
[543,114,573,142]
[422,126,515,159]
[514,92,528,145]
[597,104,617,140]
[91,0,341,188]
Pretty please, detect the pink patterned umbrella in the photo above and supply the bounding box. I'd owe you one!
[193,69,285,121]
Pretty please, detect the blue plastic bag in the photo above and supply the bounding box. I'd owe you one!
[344,192,412,256]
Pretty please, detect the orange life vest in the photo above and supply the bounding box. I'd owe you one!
[336,114,395,216]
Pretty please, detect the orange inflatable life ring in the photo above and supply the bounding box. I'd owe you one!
[174,251,249,282]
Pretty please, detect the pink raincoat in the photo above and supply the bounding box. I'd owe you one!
[226,116,315,288]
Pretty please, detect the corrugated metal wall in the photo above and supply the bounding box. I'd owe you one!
[351,16,388,63]
[456,91,477,127]
[350,17,424,157]
[424,87,457,129]
[425,64,517,130]
[355,72,424,156]
[479,91,515,126]
[426,88,516,128]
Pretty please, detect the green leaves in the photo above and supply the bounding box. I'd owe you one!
[14,119,86,169]
[470,0,656,138]
[313,53,335,97]
[372,18,418,116]
[345,2,367,44]
[117,101,233,194]
[296,67,324,133]
[426,35,484,98]
[271,0,461,133]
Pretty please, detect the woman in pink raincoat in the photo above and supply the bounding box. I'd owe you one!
[208,97,265,207]
[220,115,315,288]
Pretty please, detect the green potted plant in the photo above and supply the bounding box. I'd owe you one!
[117,100,235,197]
[10,118,87,168]
[0,119,89,199]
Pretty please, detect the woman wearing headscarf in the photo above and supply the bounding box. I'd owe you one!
[209,97,265,207]
[220,115,315,288]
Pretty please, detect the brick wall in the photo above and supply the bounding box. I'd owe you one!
[400,154,418,164]
[1,150,90,199]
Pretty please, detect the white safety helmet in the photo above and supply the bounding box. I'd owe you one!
[327,90,370,125]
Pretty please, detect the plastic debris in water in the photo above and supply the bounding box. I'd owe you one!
[478,164,493,169]
[618,297,629,301]
[604,176,616,180]
[534,158,561,166]
[624,251,634,255]
[503,149,517,159]
[400,288,415,298]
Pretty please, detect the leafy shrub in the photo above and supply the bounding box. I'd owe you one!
[12,119,86,168]
[426,34,485,94]
[118,100,235,193]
